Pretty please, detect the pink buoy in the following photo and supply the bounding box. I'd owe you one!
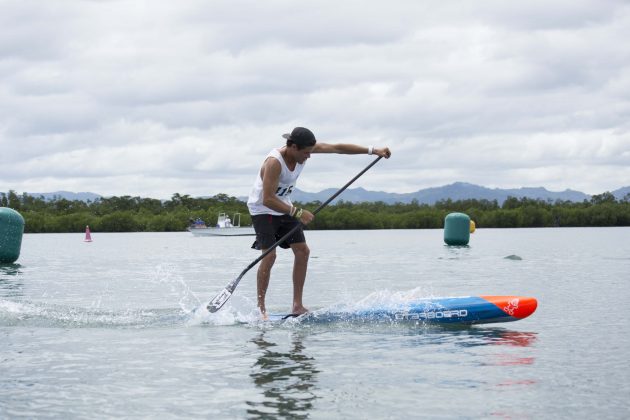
[84,225,92,242]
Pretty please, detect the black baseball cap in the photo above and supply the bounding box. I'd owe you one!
[282,127,317,147]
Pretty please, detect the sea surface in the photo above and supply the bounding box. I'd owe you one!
[1,228,629,418]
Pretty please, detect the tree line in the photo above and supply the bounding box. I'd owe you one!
[1,190,629,233]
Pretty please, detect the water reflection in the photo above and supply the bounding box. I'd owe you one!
[440,244,472,260]
[413,326,538,348]
[247,331,319,419]
[464,328,538,348]
[0,263,22,276]
[405,327,538,369]
[0,264,24,298]
[479,329,538,369]
[463,328,538,386]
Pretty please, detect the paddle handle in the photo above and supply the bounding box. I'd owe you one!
[311,155,383,215]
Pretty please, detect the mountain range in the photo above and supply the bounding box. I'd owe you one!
[291,182,629,205]
[28,191,103,202]
[25,183,629,205]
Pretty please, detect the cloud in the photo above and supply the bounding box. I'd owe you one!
[1,0,629,198]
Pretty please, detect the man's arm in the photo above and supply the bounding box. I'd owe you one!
[261,157,315,225]
[312,143,391,158]
[261,158,292,214]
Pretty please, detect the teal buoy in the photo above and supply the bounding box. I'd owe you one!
[444,212,470,246]
[0,208,25,263]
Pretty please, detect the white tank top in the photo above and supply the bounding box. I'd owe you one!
[247,148,305,215]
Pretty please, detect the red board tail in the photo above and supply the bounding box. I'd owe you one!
[481,296,538,319]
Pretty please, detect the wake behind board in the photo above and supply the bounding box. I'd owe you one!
[267,296,537,325]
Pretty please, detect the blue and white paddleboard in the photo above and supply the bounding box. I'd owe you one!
[267,295,537,325]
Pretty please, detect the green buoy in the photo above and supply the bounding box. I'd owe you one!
[444,212,471,246]
[0,207,25,263]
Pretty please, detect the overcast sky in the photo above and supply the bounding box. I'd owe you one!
[1,0,629,199]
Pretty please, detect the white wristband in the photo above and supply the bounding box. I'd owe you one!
[368,146,374,155]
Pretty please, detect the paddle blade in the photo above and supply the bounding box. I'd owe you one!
[207,288,232,312]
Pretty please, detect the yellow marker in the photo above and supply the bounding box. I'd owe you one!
[470,220,476,233]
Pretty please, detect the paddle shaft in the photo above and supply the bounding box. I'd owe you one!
[207,155,383,312]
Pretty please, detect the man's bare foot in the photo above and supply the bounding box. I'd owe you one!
[259,308,268,321]
[292,305,309,315]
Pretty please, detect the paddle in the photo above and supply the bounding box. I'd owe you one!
[206,155,384,312]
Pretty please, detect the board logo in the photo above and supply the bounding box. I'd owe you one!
[504,298,520,315]
[394,309,468,320]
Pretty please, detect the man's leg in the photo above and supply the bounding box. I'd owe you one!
[290,242,310,314]
[257,249,276,317]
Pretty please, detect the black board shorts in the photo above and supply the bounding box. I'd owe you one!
[251,214,305,250]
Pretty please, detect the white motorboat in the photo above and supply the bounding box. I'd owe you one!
[188,213,255,237]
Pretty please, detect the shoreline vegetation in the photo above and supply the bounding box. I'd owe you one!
[2,190,629,233]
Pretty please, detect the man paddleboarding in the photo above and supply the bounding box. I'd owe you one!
[246,127,391,318]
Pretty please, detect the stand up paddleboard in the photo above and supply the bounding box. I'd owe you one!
[267,295,537,325]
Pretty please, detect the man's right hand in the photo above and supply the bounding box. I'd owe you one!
[299,209,315,225]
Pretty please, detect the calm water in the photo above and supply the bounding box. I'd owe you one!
[1,228,629,418]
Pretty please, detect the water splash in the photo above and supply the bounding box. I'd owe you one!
[151,264,201,313]
[187,294,261,327]
[314,286,437,315]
